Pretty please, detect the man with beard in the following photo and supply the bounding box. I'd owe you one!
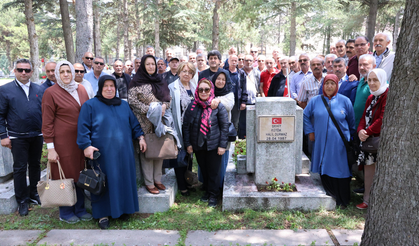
[297,57,325,108]
[111,59,131,100]
[347,36,371,80]
[324,54,337,75]
[290,53,311,100]
[40,61,57,92]
[373,32,395,80]
[345,39,356,60]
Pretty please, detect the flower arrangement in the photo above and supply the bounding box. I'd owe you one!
[232,139,246,164]
[261,177,297,192]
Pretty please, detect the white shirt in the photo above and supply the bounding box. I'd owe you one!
[16,79,30,99]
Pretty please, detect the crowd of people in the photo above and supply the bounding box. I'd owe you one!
[0,32,393,228]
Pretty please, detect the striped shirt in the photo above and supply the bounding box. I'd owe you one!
[298,74,324,103]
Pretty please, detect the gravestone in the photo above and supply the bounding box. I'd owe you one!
[0,146,13,183]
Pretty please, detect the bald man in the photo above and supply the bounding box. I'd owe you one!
[40,61,56,92]
[82,52,94,73]
[73,63,95,99]
[259,57,279,97]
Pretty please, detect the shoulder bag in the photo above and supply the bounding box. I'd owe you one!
[145,133,178,159]
[37,161,77,208]
[321,96,357,169]
[77,158,106,196]
[184,154,199,186]
[360,102,381,154]
[228,122,237,142]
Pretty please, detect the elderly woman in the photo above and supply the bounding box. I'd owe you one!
[42,61,91,223]
[77,75,146,229]
[168,62,197,196]
[183,79,229,207]
[356,68,388,210]
[303,74,355,209]
[128,55,171,195]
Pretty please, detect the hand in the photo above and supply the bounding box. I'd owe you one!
[240,103,246,110]
[84,146,99,160]
[1,138,11,149]
[358,129,369,142]
[47,148,59,162]
[161,104,167,116]
[187,145,193,154]
[309,133,315,142]
[139,138,147,153]
[217,147,226,155]
[211,98,220,109]
[348,74,358,82]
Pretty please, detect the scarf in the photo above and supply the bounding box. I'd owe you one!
[322,74,339,99]
[95,75,122,106]
[177,79,193,124]
[368,68,388,97]
[192,79,215,147]
[212,70,231,97]
[129,54,170,102]
[55,61,80,105]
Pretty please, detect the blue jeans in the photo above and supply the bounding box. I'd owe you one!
[59,186,88,220]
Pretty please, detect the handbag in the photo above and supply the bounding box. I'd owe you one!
[145,133,178,159]
[228,122,237,142]
[321,96,357,169]
[177,148,189,167]
[77,159,106,196]
[184,154,199,186]
[37,161,77,208]
[360,102,381,154]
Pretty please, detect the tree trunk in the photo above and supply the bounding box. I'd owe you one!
[135,0,141,58]
[75,0,93,62]
[154,0,160,57]
[326,24,331,54]
[360,1,419,245]
[24,0,39,83]
[367,0,378,52]
[212,0,221,50]
[116,26,120,59]
[123,0,129,60]
[393,7,402,51]
[93,2,101,57]
[59,0,75,63]
[289,1,296,56]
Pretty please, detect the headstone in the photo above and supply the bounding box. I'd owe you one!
[295,106,303,174]
[254,97,296,185]
[245,105,256,173]
[236,155,247,174]
[0,146,13,183]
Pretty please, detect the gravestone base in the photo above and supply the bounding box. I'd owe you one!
[222,162,336,212]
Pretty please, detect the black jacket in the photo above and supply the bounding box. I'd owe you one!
[267,71,287,97]
[182,102,229,151]
[0,80,43,139]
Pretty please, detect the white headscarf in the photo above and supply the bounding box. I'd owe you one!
[55,61,80,105]
[368,68,388,97]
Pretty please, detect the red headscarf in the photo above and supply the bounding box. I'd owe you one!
[322,74,339,99]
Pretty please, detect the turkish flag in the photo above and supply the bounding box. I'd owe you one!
[283,78,290,97]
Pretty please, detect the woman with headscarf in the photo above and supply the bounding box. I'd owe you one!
[77,75,146,229]
[356,68,388,210]
[128,55,171,195]
[182,79,229,207]
[303,74,356,209]
[42,61,91,223]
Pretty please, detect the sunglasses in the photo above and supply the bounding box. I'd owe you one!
[198,88,210,93]
[85,57,94,60]
[75,70,85,74]
[258,60,265,62]
[16,68,32,73]
[238,58,244,61]
[299,59,308,63]
[251,51,258,53]
[94,62,105,65]
[245,60,253,62]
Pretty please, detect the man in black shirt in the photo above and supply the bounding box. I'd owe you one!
[160,57,179,85]
[111,59,131,100]
[198,50,232,84]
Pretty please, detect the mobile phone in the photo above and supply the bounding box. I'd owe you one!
[93,151,101,160]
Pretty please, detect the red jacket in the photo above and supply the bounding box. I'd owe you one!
[357,88,388,136]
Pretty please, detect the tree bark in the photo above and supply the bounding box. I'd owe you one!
[154,0,160,57]
[212,0,221,50]
[116,26,120,59]
[24,0,39,82]
[75,0,93,62]
[289,1,296,56]
[123,0,129,60]
[59,0,75,63]
[326,24,331,54]
[93,2,102,57]
[361,1,419,245]
[393,7,402,51]
[135,0,141,58]
[366,0,378,52]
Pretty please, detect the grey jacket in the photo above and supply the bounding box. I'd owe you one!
[146,102,181,148]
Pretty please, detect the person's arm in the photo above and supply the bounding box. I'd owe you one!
[128,86,150,115]
[41,90,60,162]
[297,79,308,107]
[182,105,193,152]
[240,72,248,107]
[128,105,146,152]
[303,99,315,140]
[217,104,229,153]
[290,76,297,99]
[365,94,387,136]
[345,98,356,136]
[259,72,266,97]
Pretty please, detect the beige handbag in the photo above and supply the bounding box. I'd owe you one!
[144,133,178,159]
[37,161,77,208]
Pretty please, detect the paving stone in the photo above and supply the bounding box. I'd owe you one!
[37,229,180,246]
[331,229,363,246]
[185,229,333,246]
[0,230,42,246]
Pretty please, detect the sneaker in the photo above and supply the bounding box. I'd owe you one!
[79,213,93,221]
[98,217,110,229]
[208,197,218,208]
[60,215,80,224]
[356,202,368,210]
[200,193,210,202]
[18,202,29,216]
[29,194,41,205]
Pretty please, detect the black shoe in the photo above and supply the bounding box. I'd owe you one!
[98,217,110,229]
[118,214,130,221]
[180,190,190,197]
[200,193,210,202]
[30,194,41,205]
[353,187,365,193]
[187,187,196,192]
[208,197,218,208]
[18,202,29,216]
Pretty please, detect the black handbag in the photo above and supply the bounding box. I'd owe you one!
[184,154,198,186]
[177,148,189,167]
[77,159,106,196]
[321,96,357,169]
[360,102,381,154]
[228,122,237,142]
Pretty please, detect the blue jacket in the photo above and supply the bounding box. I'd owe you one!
[40,78,54,92]
[0,80,43,139]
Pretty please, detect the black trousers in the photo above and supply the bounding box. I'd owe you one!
[321,174,351,207]
[195,148,222,198]
[10,136,43,203]
[174,159,192,191]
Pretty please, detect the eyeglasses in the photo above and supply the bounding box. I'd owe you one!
[75,70,85,74]
[251,51,258,53]
[16,68,32,73]
[238,58,244,61]
[298,59,308,63]
[85,57,94,60]
[245,60,253,62]
[354,43,367,47]
[198,88,210,93]
[289,62,295,65]
[94,62,105,66]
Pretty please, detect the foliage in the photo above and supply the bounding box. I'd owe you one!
[232,139,246,164]
[264,177,296,192]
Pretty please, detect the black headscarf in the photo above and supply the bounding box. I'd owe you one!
[212,70,231,97]
[129,54,170,102]
[95,75,122,106]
